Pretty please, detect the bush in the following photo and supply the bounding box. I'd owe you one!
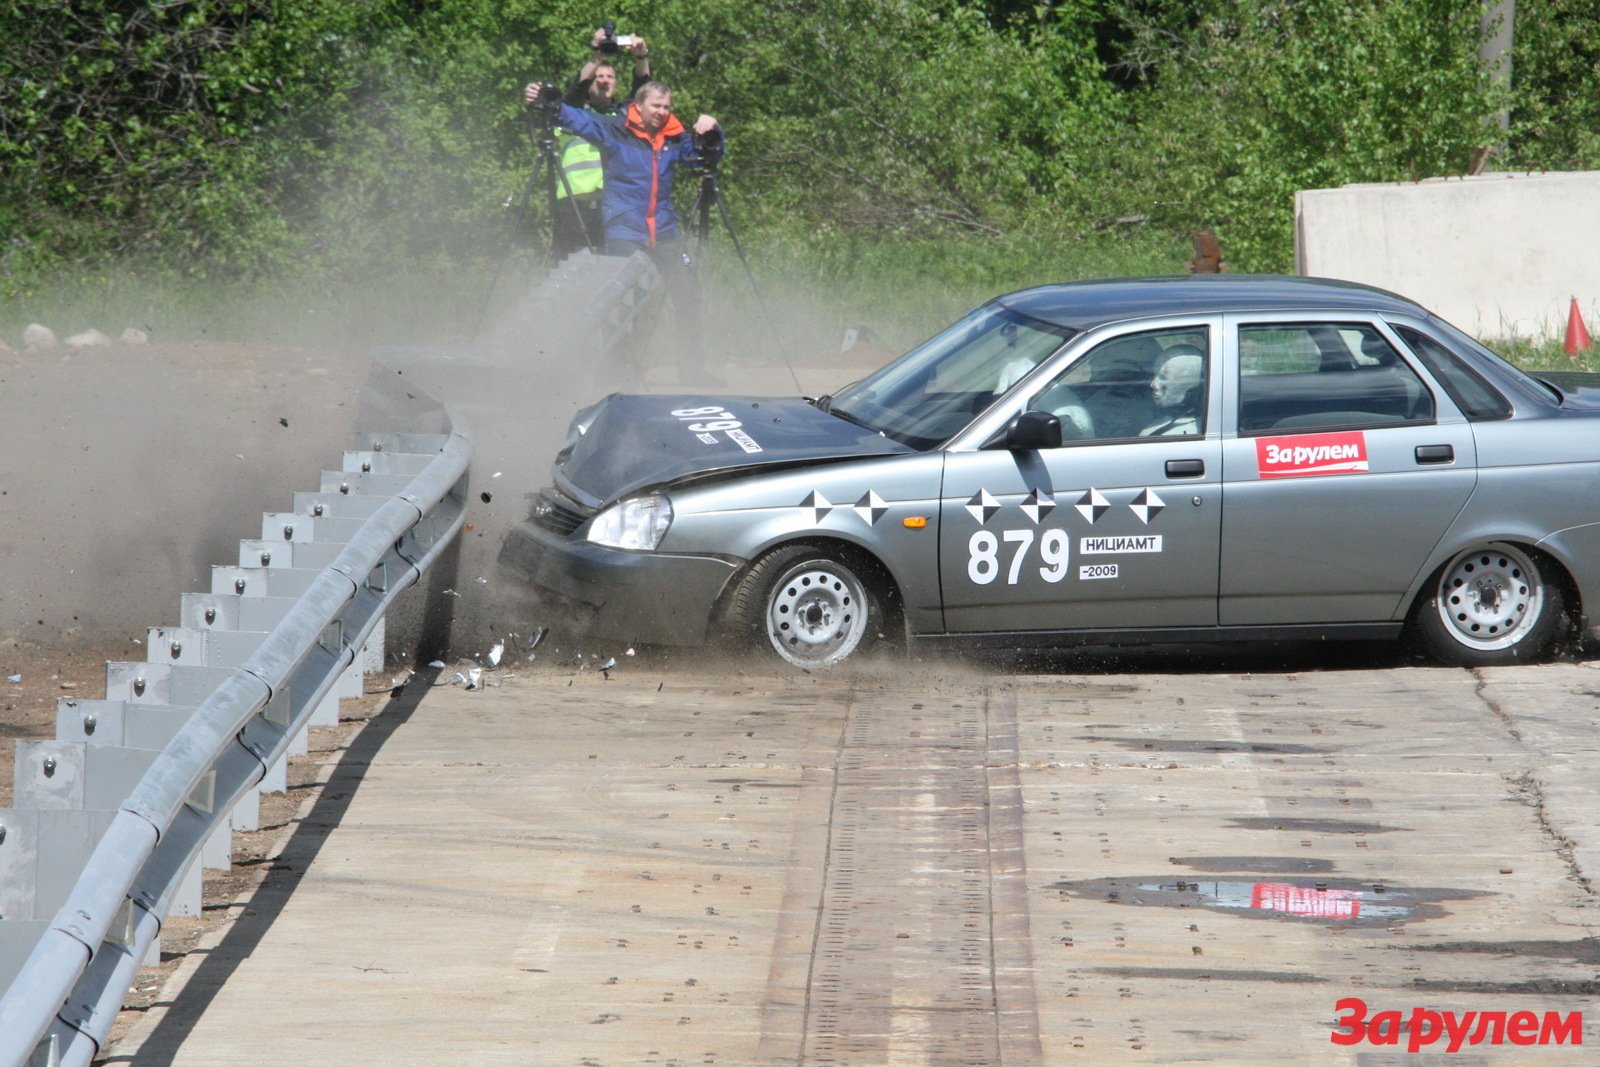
[3,0,1598,298]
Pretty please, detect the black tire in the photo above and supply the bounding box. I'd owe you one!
[1412,543,1566,666]
[727,545,881,668]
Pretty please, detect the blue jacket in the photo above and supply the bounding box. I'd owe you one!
[556,101,722,245]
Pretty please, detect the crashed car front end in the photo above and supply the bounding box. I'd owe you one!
[497,392,915,647]
[498,480,740,646]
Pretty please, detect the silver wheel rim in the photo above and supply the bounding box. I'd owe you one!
[765,559,868,667]
[1434,545,1544,652]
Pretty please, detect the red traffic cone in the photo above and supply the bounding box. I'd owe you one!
[1564,297,1593,358]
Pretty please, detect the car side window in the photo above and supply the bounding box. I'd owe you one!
[1027,328,1209,442]
[1394,324,1512,420]
[1236,323,1435,434]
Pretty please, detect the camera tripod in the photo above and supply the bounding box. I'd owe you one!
[473,104,597,338]
[519,103,601,258]
[687,158,802,393]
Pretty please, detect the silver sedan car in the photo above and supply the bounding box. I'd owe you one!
[498,275,1600,668]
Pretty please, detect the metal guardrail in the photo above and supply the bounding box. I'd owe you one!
[0,428,471,1067]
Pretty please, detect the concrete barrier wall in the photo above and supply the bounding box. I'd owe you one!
[1295,170,1600,341]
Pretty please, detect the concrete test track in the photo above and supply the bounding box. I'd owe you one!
[109,652,1600,1064]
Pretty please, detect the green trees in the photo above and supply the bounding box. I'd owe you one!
[0,0,567,290]
[1,0,1596,298]
[642,0,1120,239]
[1509,0,1600,169]
[1103,0,1505,269]
[0,1,377,280]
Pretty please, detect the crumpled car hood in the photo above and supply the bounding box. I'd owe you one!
[558,394,915,503]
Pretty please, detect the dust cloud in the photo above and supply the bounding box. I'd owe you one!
[0,254,908,676]
[378,251,900,662]
[0,339,369,655]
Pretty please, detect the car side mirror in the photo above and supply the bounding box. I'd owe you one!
[987,409,1062,451]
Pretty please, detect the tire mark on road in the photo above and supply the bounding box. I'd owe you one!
[759,685,1040,1064]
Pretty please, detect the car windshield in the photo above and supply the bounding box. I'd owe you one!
[825,303,1076,449]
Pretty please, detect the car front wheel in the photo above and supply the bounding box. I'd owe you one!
[1414,543,1565,666]
[729,546,880,668]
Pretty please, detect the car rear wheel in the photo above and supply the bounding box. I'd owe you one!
[729,545,880,668]
[1414,543,1565,666]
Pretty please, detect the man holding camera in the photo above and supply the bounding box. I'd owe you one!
[523,25,653,257]
[528,79,723,381]
[569,23,651,109]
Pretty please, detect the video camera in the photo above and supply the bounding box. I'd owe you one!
[596,19,639,54]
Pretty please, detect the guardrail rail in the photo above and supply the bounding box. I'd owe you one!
[0,426,471,1067]
[0,249,665,1066]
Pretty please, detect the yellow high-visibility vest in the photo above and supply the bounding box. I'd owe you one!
[556,135,603,200]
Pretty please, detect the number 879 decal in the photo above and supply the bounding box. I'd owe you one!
[968,529,1070,585]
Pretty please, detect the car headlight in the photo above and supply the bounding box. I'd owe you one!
[586,494,673,551]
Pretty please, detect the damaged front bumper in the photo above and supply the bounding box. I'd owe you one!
[497,516,739,647]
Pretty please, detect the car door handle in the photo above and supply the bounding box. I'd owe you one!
[1415,444,1454,465]
[1165,459,1205,478]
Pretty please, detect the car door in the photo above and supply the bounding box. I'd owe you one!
[1218,315,1478,625]
[937,323,1224,634]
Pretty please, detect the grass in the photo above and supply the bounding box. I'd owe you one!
[6,234,1595,378]
[1485,333,1600,374]
[699,225,1194,356]
[0,263,493,351]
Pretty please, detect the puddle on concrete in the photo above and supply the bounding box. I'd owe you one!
[1264,794,1373,809]
[706,778,801,788]
[1090,966,1328,985]
[1048,876,1484,926]
[1226,816,1400,835]
[1409,976,1600,995]
[1412,939,1600,966]
[1170,855,1337,874]
[1077,735,1329,755]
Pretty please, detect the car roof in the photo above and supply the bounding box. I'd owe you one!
[996,274,1430,331]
